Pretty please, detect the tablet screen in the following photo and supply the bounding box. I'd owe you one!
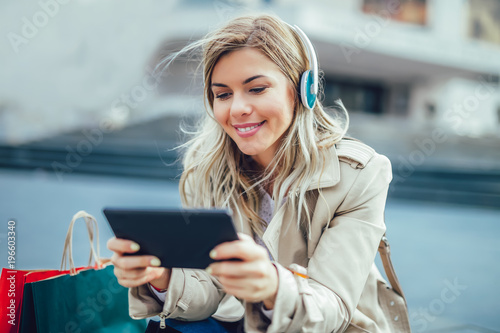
[103,208,240,269]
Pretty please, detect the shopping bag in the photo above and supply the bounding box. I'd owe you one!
[23,265,146,333]
[18,269,90,333]
[18,210,147,333]
[1,211,99,333]
[0,269,67,333]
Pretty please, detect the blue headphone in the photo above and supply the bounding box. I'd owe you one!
[288,24,319,110]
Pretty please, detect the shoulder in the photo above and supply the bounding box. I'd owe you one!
[335,138,375,169]
[335,138,391,171]
[327,139,393,214]
[333,138,392,189]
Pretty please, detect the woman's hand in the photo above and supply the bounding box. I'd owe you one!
[107,237,171,290]
[205,233,279,309]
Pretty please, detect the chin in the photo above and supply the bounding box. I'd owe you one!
[236,144,264,157]
[239,149,261,157]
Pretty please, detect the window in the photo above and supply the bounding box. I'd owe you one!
[425,102,436,119]
[468,0,500,45]
[323,78,386,114]
[362,0,428,26]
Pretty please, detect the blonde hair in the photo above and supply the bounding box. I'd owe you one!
[166,14,349,239]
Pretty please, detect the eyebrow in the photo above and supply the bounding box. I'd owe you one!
[211,75,266,88]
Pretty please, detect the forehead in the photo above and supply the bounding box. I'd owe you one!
[211,47,282,82]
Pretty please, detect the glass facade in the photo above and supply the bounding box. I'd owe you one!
[323,78,386,114]
[362,0,427,25]
[468,0,500,44]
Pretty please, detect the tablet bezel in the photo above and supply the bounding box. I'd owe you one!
[103,208,240,269]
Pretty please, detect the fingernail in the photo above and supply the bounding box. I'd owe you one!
[150,258,161,267]
[130,242,140,251]
[205,266,212,274]
[209,250,217,259]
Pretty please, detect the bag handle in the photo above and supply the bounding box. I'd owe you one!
[378,235,406,302]
[60,210,103,275]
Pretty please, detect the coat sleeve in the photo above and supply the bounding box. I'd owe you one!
[128,172,230,321]
[246,153,391,332]
[128,267,228,320]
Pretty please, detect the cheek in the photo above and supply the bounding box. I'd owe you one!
[283,91,296,127]
[279,112,294,134]
[213,106,228,127]
[283,101,294,122]
[276,93,295,128]
[276,86,295,123]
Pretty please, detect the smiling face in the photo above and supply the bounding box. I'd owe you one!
[211,47,296,168]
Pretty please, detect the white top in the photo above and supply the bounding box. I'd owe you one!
[254,186,279,320]
[253,185,275,260]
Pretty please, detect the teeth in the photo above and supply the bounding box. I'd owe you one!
[236,122,263,132]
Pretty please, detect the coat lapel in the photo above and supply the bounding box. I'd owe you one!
[231,208,253,235]
[261,201,287,262]
[262,145,342,265]
[306,145,341,191]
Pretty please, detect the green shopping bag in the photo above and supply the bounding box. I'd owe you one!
[28,265,145,332]
[19,211,147,333]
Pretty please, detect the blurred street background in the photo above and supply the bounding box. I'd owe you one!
[1,0,499,332]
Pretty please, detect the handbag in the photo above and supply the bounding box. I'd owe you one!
[18,210,147,333]
[376,235,411,332]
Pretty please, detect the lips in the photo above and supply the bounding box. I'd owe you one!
[233,120,266,138]
[234,121,265,132]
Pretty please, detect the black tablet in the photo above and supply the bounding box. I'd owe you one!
[103,208,240,269]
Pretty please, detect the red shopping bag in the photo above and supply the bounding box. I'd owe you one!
[1,264,94,332]
[0,211,102,333]
[0,269,80,333]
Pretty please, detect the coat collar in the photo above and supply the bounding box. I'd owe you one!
[305,145,341,191]
[264,145,342,261]
[233,145,342,261]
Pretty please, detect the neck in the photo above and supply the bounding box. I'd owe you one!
[252,152,274,169]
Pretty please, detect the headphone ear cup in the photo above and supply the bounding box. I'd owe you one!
[300,70,317,110]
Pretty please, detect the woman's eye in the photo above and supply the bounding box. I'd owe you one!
[215,93,231,100]
[250,87,267,94]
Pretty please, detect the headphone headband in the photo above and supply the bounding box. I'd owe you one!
[290,25,318,95]
[287,23,319,110]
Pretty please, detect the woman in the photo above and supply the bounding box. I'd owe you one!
[108,14,395,332]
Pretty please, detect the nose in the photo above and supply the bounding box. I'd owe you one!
[229,92,252,118]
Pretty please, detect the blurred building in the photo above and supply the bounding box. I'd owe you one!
[1,0,499,144]
[308,0,500,139]
[158,0,500,138]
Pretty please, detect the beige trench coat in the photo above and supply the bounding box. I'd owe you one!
[129,139,395,332]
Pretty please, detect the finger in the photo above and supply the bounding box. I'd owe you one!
[107,237,141,254]
[117,267,165,288]
[212,239,266,262]
[209,261,266,279]
[210,233,255,258]
[217,275,247,290]
[112,254,161,270]
[113,266,145,281]
[220,279,267,302]
[219,275,267,291]
[237,232,254,241]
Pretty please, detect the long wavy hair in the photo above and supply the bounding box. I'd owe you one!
[165,14,349,239]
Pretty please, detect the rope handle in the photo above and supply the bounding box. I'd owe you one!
[60,210,103,275]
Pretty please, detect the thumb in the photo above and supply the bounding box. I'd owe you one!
[237,232,254,241]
